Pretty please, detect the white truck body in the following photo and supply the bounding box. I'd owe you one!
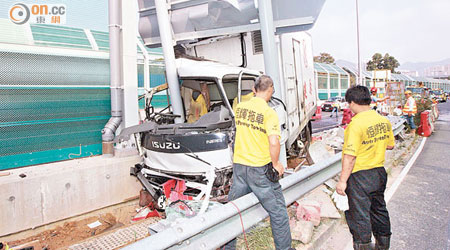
[185,31,318,148]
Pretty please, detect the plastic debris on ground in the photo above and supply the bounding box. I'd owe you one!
[87,220,102,229]
[165,200,223,221]
[132,206,160,221]
[162,179,193,202]
[309,127,345,162]
[149,200,223,234]
[135,179,194,222]
[308,141,335,165]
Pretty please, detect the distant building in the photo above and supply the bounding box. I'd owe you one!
[398,69,419,77]
[423,64,450,79]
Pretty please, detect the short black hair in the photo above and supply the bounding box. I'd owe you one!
[345,85,371,105]
[254,75,273,92]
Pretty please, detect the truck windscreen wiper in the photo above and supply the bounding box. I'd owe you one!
[165,138,211,166]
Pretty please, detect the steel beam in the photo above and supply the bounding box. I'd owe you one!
[154,0,185,123]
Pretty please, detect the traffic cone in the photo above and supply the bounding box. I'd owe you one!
[417,111,432,137]
[312,106,322,120]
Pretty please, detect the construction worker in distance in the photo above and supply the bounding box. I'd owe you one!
[337,86,395,250]
[370,87,389,111]
[187,90,208,123]
[224,75,293,250]
[403,90,417,134]
[330,101,339,118]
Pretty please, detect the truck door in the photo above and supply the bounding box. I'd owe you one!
[285,44,301,140]
[293,36,316,122]
[293,39,305,122]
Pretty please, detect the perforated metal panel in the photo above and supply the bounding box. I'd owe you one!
[0,51,110,170]
[0,19,167,170]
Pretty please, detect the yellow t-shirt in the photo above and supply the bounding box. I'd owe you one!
[342,110,395,173]
[233,97,280,167]
[232,92,254,112]
[187,94,208,123]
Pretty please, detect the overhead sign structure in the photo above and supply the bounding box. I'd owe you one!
[137,0,326,47]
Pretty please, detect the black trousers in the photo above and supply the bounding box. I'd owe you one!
[345,167,391,243]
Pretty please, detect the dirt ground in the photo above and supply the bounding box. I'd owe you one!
[4,201,150,250]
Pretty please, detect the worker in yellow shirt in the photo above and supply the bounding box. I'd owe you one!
[187,90,208,123]
[223,75,292,250]
[337,86,395,250]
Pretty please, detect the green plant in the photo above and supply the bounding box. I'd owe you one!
[414,98,433,127]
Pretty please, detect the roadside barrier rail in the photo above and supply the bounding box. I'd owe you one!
[392,119,405,136]
[124,154,342,250]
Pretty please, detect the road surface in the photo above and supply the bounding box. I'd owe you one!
[388,101,450,250]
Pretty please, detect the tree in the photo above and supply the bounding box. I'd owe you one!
[366,53,400,73]
[314,52,335,64]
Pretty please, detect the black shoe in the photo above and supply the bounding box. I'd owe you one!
[353,242,372,250]
[374,235,390,250]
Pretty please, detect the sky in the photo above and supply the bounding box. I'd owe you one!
[0,0,109,31]
[309,0,450,65]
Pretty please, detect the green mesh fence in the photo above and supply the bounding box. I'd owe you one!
[0,50,111,170]
[0,87,110,170]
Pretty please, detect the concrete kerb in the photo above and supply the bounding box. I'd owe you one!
[0,154,142,237]
[295,218,341,250]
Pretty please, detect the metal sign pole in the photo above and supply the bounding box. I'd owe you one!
[154,0,185,123]
[257,0,287,168]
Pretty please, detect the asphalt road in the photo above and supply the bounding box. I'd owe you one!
[388,101,450,250]
[311,110,342,133]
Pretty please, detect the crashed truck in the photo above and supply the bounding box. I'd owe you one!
[116,0,326,211]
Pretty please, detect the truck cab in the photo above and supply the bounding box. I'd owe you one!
[118,58,287,210]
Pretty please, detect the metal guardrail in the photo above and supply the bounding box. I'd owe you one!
[124,154,342,250]
[392,119,406,136]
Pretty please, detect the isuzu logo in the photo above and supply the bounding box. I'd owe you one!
[151,141,181,150]
[206,138,223,144]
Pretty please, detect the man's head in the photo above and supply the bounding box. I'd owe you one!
[254,75,275,102]
[405,90,412,97]
[370,87,377,95]
[345,85,372,113]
